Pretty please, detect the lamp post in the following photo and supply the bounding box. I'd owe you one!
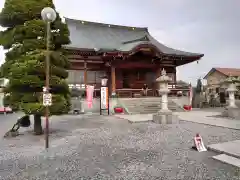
[41,7,57,149]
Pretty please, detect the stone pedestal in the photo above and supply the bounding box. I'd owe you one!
[228,91,237,108]
[152,69,179,124]
[153,110,178,124]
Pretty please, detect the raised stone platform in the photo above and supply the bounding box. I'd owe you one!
[212,154,240,168]
[152,110,179,124]
[115,114,153,123]
[222,107,240,119]
[208,140,240,158]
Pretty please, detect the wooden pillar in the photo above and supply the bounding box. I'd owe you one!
[154,67,162,96]
[173,67,177,84]
[156,67,162,78]
[84,61,87,88]
[111,66,116,96]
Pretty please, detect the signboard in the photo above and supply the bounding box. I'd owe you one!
[43,93,52,106]
[101,87,108,109]
[139,48,151,52]
[194,134,207,152]
[86,85,94,108]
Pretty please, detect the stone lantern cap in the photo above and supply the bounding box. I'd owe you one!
[156,68,172,82]
[221,75,240,85]
[227,83,237,92]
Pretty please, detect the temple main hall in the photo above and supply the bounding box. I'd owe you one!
[64,18,204,97]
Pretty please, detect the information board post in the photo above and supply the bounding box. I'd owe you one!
[43,87,52,149]
[100,76,110,115]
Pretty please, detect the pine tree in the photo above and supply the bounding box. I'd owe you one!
[196,79,202,93]
[0,0,71,135]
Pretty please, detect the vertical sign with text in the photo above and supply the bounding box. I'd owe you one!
[101,87,108,109]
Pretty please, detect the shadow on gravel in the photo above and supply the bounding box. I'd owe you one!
[0,115,111,146]
[206,115,236,120]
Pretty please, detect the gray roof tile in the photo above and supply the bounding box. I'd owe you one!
[64,18,203,57]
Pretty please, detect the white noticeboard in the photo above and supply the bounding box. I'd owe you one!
[101,87,108,109]
[43,93,52,106]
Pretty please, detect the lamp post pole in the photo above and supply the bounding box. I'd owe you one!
[41,7,57,149]
[45,21,50,149]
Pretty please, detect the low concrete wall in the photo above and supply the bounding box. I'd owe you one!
[71,98,119,114]
[0,93,4,107]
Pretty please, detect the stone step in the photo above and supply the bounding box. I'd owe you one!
[126,104,176,107]
[128,108,178,114]
[125,102,176,106]
[208,140,240,158]
[120,98,184,114]
[127,106,177,109]
[130,109,177,114]
[126,108,179,111]
[125,101,162,103]
[126,104,160,107]
[212,154,240,168]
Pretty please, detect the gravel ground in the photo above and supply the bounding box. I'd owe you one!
[0,115,240,180]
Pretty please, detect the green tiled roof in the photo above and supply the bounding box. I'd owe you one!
[64,18,203,57]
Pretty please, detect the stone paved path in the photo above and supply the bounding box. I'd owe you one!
[176,111,240,130]
[208,140,240,158]
[116,110,240,129]
[0,114,240,179]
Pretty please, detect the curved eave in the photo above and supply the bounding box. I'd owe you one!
[64,44,204,59]
[175,54,204,66]
[118,42,204,59]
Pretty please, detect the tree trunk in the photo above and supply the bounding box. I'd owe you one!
[34,114,43,135]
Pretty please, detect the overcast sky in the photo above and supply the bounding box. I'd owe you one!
[0,0,239,84]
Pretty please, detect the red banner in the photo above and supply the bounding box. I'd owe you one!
[86,85,94,108]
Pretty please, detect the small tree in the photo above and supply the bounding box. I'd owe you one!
[0,0,71,135]
[195,78,202,93]
[192,79,203,108]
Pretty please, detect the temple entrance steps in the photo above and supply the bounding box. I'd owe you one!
[119,97,186,114]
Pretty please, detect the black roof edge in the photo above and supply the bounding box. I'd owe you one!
[203,68,215,79]
[64,17,148,31]
[64,45,204,58]
[168,53,204,58]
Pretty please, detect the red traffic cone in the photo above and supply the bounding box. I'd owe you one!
[192,133,207,152]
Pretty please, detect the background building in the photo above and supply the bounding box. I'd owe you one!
[204,67,240,94]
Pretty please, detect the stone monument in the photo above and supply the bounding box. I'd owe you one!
[152,69,178,124]
[222,76,240,119]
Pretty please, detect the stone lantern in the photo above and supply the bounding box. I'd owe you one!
[221,76,240,119]
[224,76,239,108]
[152,69,178,124]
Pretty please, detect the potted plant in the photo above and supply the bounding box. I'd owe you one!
[112,94,124,114]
